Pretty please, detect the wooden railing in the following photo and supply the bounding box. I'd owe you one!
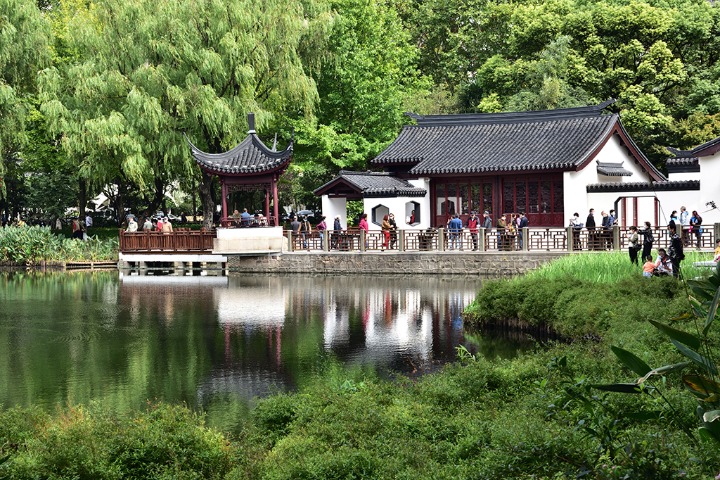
[119,229,215,253]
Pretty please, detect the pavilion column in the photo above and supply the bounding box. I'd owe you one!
[221,182,228,222]
[265,187,270,221]
[272,175,280,227]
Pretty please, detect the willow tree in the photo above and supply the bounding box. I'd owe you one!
[40,0,330,227]
[0,0,50,205]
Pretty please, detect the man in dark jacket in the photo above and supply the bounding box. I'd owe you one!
[517,212,528,250]
[668,220,684,278]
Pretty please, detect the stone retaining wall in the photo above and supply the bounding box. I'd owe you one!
[226,251,567,276]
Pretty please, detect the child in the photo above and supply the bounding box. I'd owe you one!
[642,255,655,278]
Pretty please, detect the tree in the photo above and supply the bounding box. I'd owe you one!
[0,0,51,202]
[40,0,330,227]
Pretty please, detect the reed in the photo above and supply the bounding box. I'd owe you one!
[520,250,712,284]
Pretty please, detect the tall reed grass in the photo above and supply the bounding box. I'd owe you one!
[522,250,712,284]
[0,226,118,264]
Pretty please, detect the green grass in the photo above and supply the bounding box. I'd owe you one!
[523,250,713,283]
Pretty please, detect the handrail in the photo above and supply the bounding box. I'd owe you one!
[119,229,216,253]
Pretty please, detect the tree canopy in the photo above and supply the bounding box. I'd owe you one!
[2,0,720,221]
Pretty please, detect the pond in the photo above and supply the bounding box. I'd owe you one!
[0,270,533,433]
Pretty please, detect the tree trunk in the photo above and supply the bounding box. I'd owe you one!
[199,170,215,229]
[78,178,86,221]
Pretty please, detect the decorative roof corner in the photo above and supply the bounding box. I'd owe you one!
[596,161,632,176]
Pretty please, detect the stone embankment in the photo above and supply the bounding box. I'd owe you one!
[226,251,566,276]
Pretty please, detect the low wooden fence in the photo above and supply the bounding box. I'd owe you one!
[119,229,215,253]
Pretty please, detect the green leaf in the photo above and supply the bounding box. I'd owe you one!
[650,320,701,349]
[610,345,652,376]
[702,284,720,336]
[591,383,644,394]
[671,340,718,375]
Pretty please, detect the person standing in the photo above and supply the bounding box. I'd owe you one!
[627,226,640,265]
[300,216,311,249]
[381,214,391,251]
[332,215,342,249]
[359,213,369,249]
[448,214,463,250]
[679,206,690,246]
[482,211,492,249]
[640,221,654,262]
[316,215,327,246]
[496,214,506,250]
[126,216,138,233]
[388,213,398,249]
[569,212,582,250]
[161,217,173,233]
[466,211,479,251]
[517,212,528,250]
[690,210,703,249]
[290,215,301,248]
[143,217,153,232]
[668,221,684,278]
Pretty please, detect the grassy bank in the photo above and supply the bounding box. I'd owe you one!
[2,253,720,478]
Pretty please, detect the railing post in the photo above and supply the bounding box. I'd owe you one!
[360,230,366,252]
[612,225,620,251]
[522,227,529,252]
[478,229,485,252]
[438,228,445,252]
[566,226,574,252]
[322,231,329,252]
[399,229,405,252]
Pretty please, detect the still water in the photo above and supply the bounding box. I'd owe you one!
[0,270,530,432]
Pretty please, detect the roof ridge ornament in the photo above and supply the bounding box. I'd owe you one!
[248,112,256,134]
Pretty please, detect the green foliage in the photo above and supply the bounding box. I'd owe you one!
[596,263,720,445]
[0,226,117,264]
[0,403,234,479]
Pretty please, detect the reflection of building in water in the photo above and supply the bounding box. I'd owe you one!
[119,273,227,325]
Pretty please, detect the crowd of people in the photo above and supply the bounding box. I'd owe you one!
[125,215,174,233]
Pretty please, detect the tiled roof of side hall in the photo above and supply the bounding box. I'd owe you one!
[667,135,720,158]
[186,114,292,176]
[586,180,700,192]
[313,171,427,197]
[371,102,663,179]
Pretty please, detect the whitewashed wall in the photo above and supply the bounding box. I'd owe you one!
[321,196,347,229]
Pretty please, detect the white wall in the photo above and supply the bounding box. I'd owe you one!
[321,196,347,229]
[699,154,720,224]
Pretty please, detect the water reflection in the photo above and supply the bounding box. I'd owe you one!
[0,270,533,433]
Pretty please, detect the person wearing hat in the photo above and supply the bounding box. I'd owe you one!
[126,216,138,233]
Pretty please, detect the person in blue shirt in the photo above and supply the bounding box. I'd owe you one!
[448,214,463,250]
[240,208,252,226]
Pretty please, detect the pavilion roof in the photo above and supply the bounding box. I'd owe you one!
[371,101,665,181]
[667,135,720,158]
[187,113,292,176]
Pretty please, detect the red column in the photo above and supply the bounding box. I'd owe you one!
[265,187,270,220]
[272,175,279,226]
[221,181,228,223]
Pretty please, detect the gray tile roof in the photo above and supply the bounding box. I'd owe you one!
[586,180,700,192]
[666,157,700,173]
[668,136,720,158]
[596,161,631,176]
[372,103,663,179]
[314,171,427,197]
[188,135,292,175]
